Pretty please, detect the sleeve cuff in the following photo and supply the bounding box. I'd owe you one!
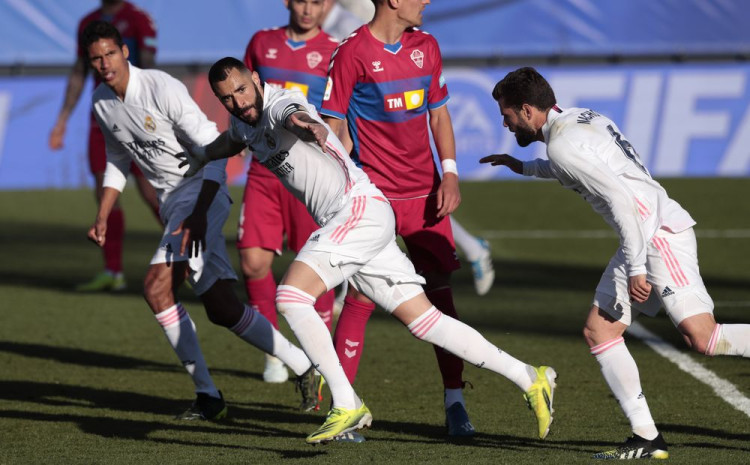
[428,95,449,110]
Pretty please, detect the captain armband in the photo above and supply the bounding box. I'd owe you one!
[281,103,307,124]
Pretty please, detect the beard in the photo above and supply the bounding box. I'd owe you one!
[514,124,537,147]
[235,82,265,125]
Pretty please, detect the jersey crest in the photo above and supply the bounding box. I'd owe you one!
[410,49,424,68]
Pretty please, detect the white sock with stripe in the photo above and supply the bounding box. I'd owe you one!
[706,323,750,357]
[277,285,360,410]
[229,304,311,376]
[407,307,536,391]
[591,337,658,440]
[155,303,220,398]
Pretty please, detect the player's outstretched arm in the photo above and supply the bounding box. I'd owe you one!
[480,154,524,174]
[176,131,245,177]
[286,112,328,150]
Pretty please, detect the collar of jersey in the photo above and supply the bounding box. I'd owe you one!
[542,105,564,143]
[364,25,403,55]
[286,38,307,50]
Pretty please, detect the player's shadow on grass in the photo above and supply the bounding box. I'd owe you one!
[0,409,327,458]
[0,341,261,381]
[659,423,750,452]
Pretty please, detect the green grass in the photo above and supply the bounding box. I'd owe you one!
[1,179,749,464]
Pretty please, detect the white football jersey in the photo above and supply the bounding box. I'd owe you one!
[523,107,695,276]
[93,63,227,219]
[228,84,382,226]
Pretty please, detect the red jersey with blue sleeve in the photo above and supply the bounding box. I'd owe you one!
[321,26,449,199]
[244,27,339,110]
[77,1,157,85]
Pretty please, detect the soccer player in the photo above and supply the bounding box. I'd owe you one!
[319,1,496,298]
[178,57,557,445]
[240,0,339,384]
[50,0,161,292]
[482,67,750,460]
[81,20,320,420]
[319,0,487,436]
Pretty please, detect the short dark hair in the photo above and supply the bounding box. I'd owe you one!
[492,67,556,111]
[208,57,248,87]
[80,20,124,56]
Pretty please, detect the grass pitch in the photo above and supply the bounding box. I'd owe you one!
[1,179,749,464]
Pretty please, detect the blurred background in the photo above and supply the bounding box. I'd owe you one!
[1,0,750,190]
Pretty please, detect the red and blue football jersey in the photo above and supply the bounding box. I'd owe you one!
[245,27,339,110]
[321,26,449,198]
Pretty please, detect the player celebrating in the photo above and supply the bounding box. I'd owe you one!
[178,57,557,444]
[81,21,319,420]
[240,0,339,385]
[50,0,161,292]
[319,0,482,436]
[482,67,750,460]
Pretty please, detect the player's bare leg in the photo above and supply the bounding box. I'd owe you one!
[678,312,750,357]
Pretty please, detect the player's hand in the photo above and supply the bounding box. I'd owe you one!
[479,154,523,174]
[290,113,328,151]
[172,212,207,258]
[86,218,107,247]
[628,274,652,303]
[175,147,209,178]
[436,173,461,217]
[49,121,66,150]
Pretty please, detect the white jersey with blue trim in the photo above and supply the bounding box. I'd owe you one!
[93,63,227,220]
[228,84,382,226]
[522,106,695,276]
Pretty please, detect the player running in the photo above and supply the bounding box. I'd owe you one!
[483,67,750,460]
[240,0,340,386]
[178,57,557,444]
[82,20,319,420]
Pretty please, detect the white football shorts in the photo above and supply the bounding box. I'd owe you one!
[593,227,714,326]
[150,192,237,295]
[295,194,425,313]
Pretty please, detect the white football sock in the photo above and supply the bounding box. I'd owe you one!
[408,307,536,391]
[155,303,220,398]
[706,323,750,357]
[450,217,483,261]
[592,337,658,440]
[277,285,360,410]
[444,388,465,409]
[229,305,311,376]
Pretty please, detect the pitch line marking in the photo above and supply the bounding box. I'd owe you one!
[627,321,750,418]
[478,229,750,239]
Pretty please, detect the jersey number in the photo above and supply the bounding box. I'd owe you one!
[607,125,649,176]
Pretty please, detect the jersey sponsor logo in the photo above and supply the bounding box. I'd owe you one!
[384,89,424,111]
[323,77,333,101]
[144,115,156,132]
[123,138,167,161]
[284,81,309,97]
[372,61,384,72]
[306,51,322,69]
[265,48,278,59]
[410,49,424,68]
[266,79,309,97]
